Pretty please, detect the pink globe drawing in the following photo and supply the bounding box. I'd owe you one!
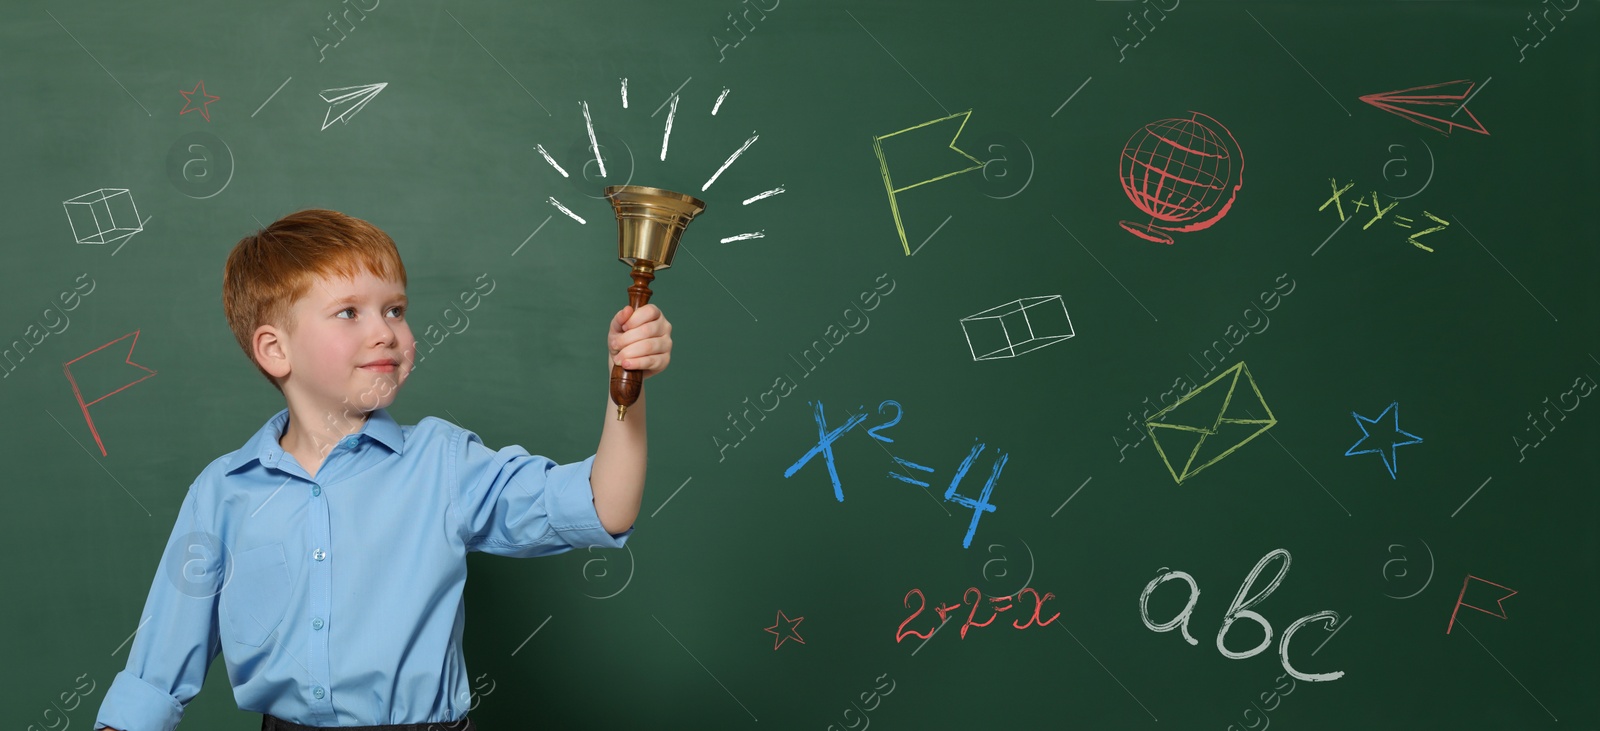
[1118,111,1244,245]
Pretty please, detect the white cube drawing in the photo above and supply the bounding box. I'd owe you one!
[961,295,1075,361]
[64,188,142,245]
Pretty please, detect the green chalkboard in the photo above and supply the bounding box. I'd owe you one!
[3,0,1598,728]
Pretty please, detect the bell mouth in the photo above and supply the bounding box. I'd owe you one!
[607,185,707,271]
[605,185,706,212]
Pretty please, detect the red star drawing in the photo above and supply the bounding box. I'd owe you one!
[179,81,220,122]
[764,610,805,650]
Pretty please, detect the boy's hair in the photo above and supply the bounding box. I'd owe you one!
[223,209,407,392]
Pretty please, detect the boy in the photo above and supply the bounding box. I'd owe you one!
[94,209,671,731]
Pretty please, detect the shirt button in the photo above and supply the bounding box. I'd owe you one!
[312,686,325,699]
[313,548,327,561]
[311,485,322,497]
[312,617,325,630]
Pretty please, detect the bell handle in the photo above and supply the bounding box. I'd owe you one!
[609,266,655,420]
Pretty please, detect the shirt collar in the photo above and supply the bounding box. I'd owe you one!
[226,407,404,475]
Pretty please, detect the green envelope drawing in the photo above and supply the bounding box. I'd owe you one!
[1144,362,1277,485]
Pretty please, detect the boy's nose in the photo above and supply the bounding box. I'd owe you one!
[369,319,399,346]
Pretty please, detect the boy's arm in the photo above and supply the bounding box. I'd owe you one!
[590,356,646,535]
[448,338,646,555]
[95,485,224,731]
[450,428,632,557]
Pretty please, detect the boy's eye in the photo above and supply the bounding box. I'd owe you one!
[335,306,405,318]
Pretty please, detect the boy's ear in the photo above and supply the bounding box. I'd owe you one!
[254,324,292,380]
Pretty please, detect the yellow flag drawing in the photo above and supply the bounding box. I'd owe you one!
[871,111,985,256]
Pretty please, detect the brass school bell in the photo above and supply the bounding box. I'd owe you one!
[605,184,706,420]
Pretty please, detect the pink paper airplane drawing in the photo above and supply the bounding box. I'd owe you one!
[1359,80,1489,137]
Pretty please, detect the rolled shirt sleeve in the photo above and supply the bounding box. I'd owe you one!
[449,428,632,557]
[95,486,223,731]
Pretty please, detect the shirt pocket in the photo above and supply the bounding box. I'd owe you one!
[222,542,292,647]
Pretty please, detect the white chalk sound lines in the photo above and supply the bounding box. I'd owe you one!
[531,84,760,187]
[743,186,785,205]
[548,197,586,224]
[535,144,569,178]
[528,80,777,247]
[703,132,759,192]
[582,100,607,178]
[319,82,387,130]
[661,95,679,161]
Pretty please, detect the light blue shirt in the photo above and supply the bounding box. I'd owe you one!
[94,408,632,730]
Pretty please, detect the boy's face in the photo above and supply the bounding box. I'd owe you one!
[263,269,416,419]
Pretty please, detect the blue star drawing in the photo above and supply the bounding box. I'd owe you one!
[1345,401,1424,479]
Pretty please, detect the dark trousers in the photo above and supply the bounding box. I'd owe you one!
[262,713,475,731]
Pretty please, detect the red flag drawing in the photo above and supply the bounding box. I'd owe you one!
[63,330,157,456]
[1446,574,1517,634]
[1359,80,1490,137]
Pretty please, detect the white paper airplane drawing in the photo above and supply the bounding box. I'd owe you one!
[320,83,388,131]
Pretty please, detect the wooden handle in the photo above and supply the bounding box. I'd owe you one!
[609,268,655,420]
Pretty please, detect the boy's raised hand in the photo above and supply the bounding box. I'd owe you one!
[609,304,672,379]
